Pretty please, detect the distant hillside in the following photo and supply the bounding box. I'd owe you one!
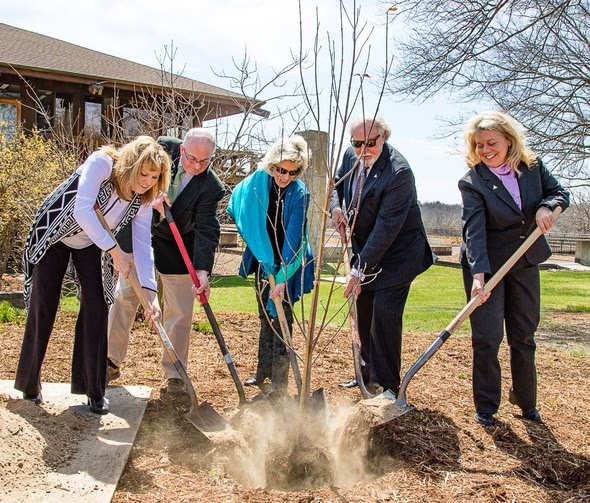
[419,199,590,237]
[420,201,461,236]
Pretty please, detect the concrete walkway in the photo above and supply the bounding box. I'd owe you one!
[0,381,151,503]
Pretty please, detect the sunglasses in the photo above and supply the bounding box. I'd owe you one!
[274,164,302,177]
[351,134,381,148]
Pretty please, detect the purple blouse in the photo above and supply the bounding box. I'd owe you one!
[487,163,522,210]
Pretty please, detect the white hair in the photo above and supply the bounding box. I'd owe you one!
[261,135,309,176]
[349,116,391,141]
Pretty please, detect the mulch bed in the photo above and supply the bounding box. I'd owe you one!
[1,297,589,501]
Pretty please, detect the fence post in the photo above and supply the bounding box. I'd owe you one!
[298,130,328,259]
[575,240,590,266]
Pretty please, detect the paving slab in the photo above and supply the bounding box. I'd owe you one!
[0,380,151,502]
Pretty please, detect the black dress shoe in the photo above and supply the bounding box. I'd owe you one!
[87,397,109,415]
[244,376,263,387]
[338,378,358,388]
[474,412,495,426]
[23,392,43,404]
[523,408,542,422]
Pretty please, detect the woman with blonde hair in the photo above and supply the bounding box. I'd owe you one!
[459,111,569,426]
[228,135,315,396]
[15,136,170,415]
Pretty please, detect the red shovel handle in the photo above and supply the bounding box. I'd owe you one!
[163,203,207,305]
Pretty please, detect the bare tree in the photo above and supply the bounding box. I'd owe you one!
[382,0,590,188]
[272,0,397,418]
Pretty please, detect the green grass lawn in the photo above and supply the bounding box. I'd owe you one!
[208,265,590,333]
[59,266,589,335]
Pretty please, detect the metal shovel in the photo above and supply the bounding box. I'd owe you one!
[94,207,231,439]
[337,223,382,400]
[163,203,247,405]
[268,274,328,414]
[373,207,563,422]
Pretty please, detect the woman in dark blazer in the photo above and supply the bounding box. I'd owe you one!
[459,111,569,426]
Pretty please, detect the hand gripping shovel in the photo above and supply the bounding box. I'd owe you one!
[94,206,231,439]
[163,203,247,405]
[268,274,327,414]
[371,206,563,423]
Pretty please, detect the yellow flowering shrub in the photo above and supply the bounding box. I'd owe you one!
[0,127,75,278]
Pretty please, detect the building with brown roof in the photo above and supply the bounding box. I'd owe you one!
[0,23,267,139]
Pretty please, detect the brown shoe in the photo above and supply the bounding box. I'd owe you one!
[106,362,121,386]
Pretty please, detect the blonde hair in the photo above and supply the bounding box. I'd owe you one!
[464,111,537,173]
[262,135,309,177]
[101,136,171,204]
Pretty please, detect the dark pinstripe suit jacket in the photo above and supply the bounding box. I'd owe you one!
[330,143,433,291]
[458,159,570,275]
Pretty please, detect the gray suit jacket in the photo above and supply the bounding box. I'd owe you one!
[330,143,433,291]
[458,159,569,275]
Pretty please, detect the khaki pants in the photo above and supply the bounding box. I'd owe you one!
[107,273,195,379]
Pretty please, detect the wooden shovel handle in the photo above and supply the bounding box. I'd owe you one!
[268,274,302,392]
[447,206,563,334]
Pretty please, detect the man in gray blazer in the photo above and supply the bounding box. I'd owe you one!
[331,116,433,395]
[107,128,224,394]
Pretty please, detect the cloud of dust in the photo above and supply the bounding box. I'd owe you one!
[205,397,376,490]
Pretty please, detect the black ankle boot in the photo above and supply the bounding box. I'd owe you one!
[23,392,43,404]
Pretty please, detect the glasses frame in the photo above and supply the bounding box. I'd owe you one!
[274,163,302,177]
[182,146,211,166]
[350,134,381,149]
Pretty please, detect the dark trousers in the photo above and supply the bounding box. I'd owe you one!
[356,282,411,390]
[15,242,108,400]
[253,269,290,388]
[463,264,540,414]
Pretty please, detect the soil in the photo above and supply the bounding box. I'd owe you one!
[0,273,589,502]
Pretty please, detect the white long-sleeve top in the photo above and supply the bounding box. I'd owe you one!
[61,151,157,291]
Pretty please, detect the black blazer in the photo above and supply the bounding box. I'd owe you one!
[330,143,433,290]
[458,159,570,275]
[118,136,225,275]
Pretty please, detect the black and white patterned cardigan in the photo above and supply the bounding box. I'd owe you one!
[22,170,142,309]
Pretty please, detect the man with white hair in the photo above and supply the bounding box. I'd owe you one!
[331,116,433,396]
[107,128,225,395]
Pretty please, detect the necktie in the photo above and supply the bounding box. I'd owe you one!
[168,165,184,203]
[349,166,368,218]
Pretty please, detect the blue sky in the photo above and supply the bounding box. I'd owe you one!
[2,0,480,204]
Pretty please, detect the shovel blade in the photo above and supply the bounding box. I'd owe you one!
[309,387,328,415]
[356,393,415,429]
[186,401,232,434]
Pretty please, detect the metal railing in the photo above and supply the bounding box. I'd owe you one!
[425,227,590,255]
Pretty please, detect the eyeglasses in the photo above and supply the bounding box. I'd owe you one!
[182,148,211,166]
[274,164,302,177]
[351,134,381,148]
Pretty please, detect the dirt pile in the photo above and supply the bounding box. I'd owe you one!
[0,394,88,481]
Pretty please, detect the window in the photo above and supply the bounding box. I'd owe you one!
[0,98,21,139]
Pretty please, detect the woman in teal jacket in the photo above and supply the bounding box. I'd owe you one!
[228,135,314,395]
